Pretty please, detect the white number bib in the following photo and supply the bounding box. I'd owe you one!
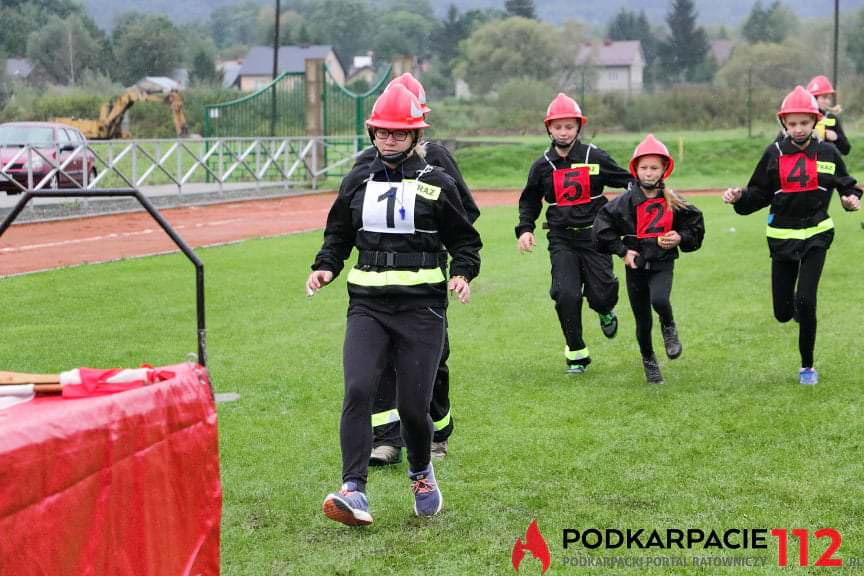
[362,180,417,233]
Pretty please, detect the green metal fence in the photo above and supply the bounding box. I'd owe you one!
[321,64,391,152]
[203,72,306,138]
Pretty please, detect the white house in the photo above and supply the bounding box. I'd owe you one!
[576,40,645,95]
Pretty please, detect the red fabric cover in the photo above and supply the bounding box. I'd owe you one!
[62,367,177,398]
[0,363,221,575]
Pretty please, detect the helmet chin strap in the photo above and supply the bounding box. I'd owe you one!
[639,179,664,191]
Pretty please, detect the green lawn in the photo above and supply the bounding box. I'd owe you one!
[1,200,863,574]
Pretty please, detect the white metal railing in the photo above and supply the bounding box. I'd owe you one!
[0,136,367,196]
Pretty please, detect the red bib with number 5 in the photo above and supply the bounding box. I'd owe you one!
[779,153,818,193]
[553,167,591,206]
[636,197,673,238]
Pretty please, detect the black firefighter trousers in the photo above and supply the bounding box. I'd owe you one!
[547,228,619,356]
[341,303,445,491]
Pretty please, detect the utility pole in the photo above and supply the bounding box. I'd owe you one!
[271,0,281,136]
[832,0,839,89]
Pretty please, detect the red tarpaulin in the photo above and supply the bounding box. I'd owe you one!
[0,362,221,575]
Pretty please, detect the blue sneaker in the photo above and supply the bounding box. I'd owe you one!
[409,463,442,517]
[322,482,373,526]
[799,368,819,385]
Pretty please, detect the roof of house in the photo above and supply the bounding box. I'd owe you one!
[5,58,33,78]
[576,40,644,67]
[710,40,736,67]
[136,77,183,92]
[238,45,336,76]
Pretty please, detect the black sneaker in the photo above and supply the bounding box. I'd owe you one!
[599,311,618,339]
[661,322,682,359]
[642,354,664,384]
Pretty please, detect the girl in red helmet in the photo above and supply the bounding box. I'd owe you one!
[306,84,482,525]
[593,135,704,384]
[516,92,631,374]
[806,75,851,156]
[723,85,861,385]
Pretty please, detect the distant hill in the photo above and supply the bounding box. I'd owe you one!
[83,0,864,30]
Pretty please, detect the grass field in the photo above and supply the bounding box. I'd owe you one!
[1,196,863,574]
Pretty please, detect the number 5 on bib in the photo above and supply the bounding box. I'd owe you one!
[553,167,591,206]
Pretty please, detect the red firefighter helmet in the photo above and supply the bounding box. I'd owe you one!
[629,134,674,179]
[806,75,835,96]
[389,73,431,114]
[366,85,429,130]
[544,92,586,126]
[777,85,823,122]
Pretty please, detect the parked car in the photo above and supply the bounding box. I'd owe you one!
[0,121,97,193]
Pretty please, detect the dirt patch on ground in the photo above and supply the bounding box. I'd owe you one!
[0,189,721,276]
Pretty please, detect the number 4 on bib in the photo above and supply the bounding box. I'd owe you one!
[779,153,818,193]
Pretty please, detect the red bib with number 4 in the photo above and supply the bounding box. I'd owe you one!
[779,153,818,193]
[553,167,591,206]
[636,197,673,239]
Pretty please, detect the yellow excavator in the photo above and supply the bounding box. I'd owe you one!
[55,87,189,140]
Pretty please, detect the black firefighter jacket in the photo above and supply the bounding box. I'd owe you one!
[593,181,705,271]
[312,153,482,311]
[515,141,631,237]
[734,136,859,261]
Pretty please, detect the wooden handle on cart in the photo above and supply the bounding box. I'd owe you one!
[0,371,61,385]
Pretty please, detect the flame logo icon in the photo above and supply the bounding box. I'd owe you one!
[512,519,551,574]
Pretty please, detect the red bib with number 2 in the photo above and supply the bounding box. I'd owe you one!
[553,167,591,206]
[779,153,818,193]
[636,197,673,239]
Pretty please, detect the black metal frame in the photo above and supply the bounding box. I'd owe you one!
[0,189,208,369]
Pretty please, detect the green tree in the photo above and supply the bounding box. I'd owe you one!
[369,9,439,60]
[431,5,498,67]
[189,49,221,86]
[26,14,101,85]
[303,0,372,60]
[0,0,100,60]
[742,1,797,44]
[455,17,579,95]
[505,0,536,20]
[715,42,816,91]
[608,9,658,85]
[658,0,711,83]
[846,9,864,74]
[112,12,183,86]
[209,0,261,49]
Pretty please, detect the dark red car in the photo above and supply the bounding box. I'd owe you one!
[0,121,97,193]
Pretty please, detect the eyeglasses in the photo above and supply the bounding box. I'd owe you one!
[373,128,410,142]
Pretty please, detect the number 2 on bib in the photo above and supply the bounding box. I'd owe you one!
[636,198,673,238]
[553,167,591,206]
[779,153,818,193]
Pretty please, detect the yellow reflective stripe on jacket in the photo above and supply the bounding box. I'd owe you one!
[824,117,836,127]
[565,346,589,361]
[347,267,446,287]
[372,409,400,428]
[433,411,451,431]
[766,218,834,240]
